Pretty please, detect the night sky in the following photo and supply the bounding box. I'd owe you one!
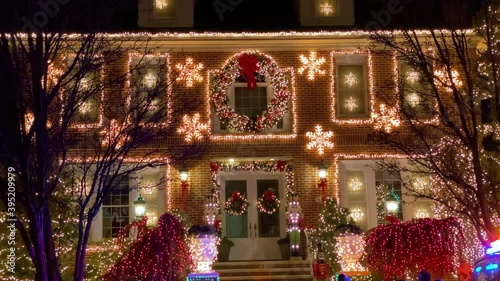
[0,0,482,32]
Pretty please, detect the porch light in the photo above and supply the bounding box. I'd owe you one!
[385,192,400,215]
[318,160,328,179]
[180,168,189,182]
[134,195,147,220]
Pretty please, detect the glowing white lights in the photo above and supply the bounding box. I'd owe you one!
[204,196,218,226]
[143,72,157,88]
[177,113,208,142]
[188,236,219,274]
[100,119,130,149]
[344,72,358,87]
[406,70,419,83]
[320,3,334,16]
[79,101,92,115]
[372,104,400,133]
[344,96,359,112]
[156,0,168,10]
[350,208,365,222]
[306,125,334,155]
[176,57,204,87]
[415,209,430,219]
[335,234,367,272]
[407,92,421,107]
[298,51,326,80]
[434,68,463,93]
[348,178,363,191]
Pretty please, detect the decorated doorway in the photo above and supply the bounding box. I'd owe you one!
[220,173,286,261]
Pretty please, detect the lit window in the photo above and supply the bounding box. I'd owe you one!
[337,65,367,116]
[102,176,130,238]
[346,171,367,231]
[400,64,433,118]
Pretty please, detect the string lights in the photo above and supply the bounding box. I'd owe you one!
[306,125,334,155]
[177,113,209,142]
[155,0,168,10]
[345,96,359,112]
[298,51,326,80]
[320,2,335,16]
[176,57,204,87]
[372,104,400,133]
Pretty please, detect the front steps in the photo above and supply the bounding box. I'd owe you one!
[213,260,313,281]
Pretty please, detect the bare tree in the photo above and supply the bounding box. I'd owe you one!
[0,31,207,281]
[368,0,500,247]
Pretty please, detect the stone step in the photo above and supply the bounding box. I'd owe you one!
[217,267,311,276]
[219,275,313,281]
[214,260,313,281]
[214,260,311,270]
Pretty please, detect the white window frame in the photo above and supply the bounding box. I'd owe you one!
[340,160,430,231]
[335,55,369,118]
[212,82,291,134]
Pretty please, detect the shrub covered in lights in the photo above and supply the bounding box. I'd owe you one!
[306,197,361,274]
[187,225,219,274]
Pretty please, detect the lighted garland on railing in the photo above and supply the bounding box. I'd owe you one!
[210,160,293,211]
[210,51,290,133]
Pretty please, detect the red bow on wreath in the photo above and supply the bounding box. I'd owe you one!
[276,160,286,172]
[263,190,276,201]
[238,53,260,90]
[231,191,242,200]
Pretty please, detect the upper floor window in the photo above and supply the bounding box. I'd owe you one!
[337,64,368,117]
[399,64,433,119]
[130,56,168,124]
[300,0,354,26]
[138,0,193,28]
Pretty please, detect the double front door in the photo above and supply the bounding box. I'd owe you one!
[220,174,285,261]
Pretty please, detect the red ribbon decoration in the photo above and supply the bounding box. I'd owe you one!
[318,179,327,204]
[181,181,189,209]
[263,190,275,201]
[210,162,219,173]
[238,53,260,89]
[276,160,286,172]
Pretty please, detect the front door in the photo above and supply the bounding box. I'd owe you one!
[220,174,285,261]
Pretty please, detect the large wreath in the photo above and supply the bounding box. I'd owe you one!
[210,51,291,132]
[257,189,280,215]
[225,191,249,216]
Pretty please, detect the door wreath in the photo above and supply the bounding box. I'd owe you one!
[225,191,249,216]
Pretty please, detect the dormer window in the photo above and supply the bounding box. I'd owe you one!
[138,0,193,28]
[300,0,354,26]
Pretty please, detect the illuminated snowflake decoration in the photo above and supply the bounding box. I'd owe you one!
[407,92,420,107]
[406,70,419,83]
[176,57,204,87]
[100,119,130,149]
[348,178,363,191]
[415,209,430,219]
[177,113,208,142]
[298,51,326,80]
[413,177,428,192]
[350,208,365,222]
[147,99,159,112]
[320,3,334,15]
[306,125,334,155]
[372,104,400,133]
[344,96,358,112]
[156,0,168,10]
[79,101,92,115]
[143,72,157,89]
[434,68,463,93]
[344,72,358,87]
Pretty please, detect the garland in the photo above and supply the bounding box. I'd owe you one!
[210,51,290,132]
[257,189,281,215]
[225,191,249,216]
[210,160,293,211]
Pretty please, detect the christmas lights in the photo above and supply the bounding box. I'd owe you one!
[177,113,209,142]
[344,72,358,87]
[257,189,281,215]
[306,125,334,155]
[298,51,326,80]
[320,2,335,16]
[224,191,249,216]
[176,57,204,87]
[100,119,131,149]
[335,234,367,272]
[156,0,168,10]
[434,68,463,93]
[345,96,359,112]
[187,226,219,274]
[372,104,400,133]
[348,178,363,192]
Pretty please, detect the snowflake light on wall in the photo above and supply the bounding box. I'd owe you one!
[372,104,400,133]
[344,72,358,87]
[406,70,419,83]
[306,125,334,155]
[298,51,326,80]
[156,0,168,10]
[177,113,208,142]
[348,178,363,191]
[434,68,463,93]
[320,3,334,16]
[407,92,420,107]
[345,96,358,112]
[78,77,91,92]
[176,58,204,87]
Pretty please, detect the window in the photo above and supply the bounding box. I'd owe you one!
[315,0,338,17]
[130,56,168,123]
[213,79,289,133]
[400,64,433,118]
[72,69,101,125]
[337,64,368,117]
[102,176,130,238]
[340,160,433,231]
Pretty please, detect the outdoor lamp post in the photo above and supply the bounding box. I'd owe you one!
[385,192,400,215]
[180,168,189,209]
[180,168,189,182]
[134,195,147,220]
[318,160,327,180]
